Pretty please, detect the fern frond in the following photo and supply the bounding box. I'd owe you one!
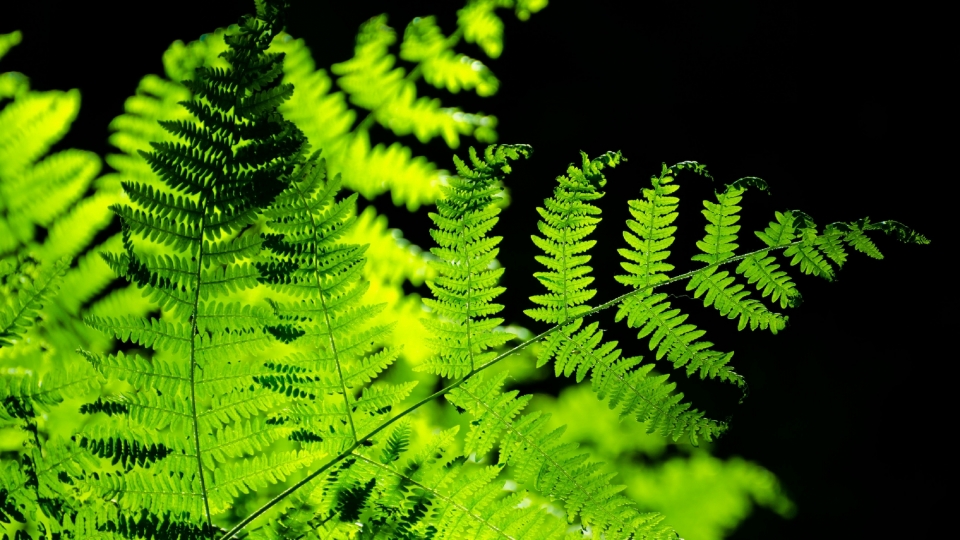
[420,145,530,378]
[333,16,495,149]
[0,31,21,62]
[615,163,694,291]
[91,470,206,521]
[613,164,749,387]
[356,453,568,540]
[526,151,621,324]
[208,451,316,515]
[0,362,98,421]
[77,423,184,471]
[0,257,68,347]
[85,315,191,355]
[402,16,499,97]
[81,350,189,397]
[258,153,405,450]
[458,0,551,58]
[448,372,673,539]
[521,154,727,442]
[79,4,318,533]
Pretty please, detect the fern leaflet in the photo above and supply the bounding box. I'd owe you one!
[420,144,531,378]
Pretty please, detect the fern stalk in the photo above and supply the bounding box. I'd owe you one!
[188,208,214,529]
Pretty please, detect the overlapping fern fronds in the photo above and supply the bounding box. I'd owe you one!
[103,1,542,375]
[79,2,321,534]
[613,162,927,394]
[614,163,746,387]
[526,152,725,444]
[447,372,674,540]
[0,31,147,351]
[0,257,104,538]
[0,31,153,538]
[255,153,410,456]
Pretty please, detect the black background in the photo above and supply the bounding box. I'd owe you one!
[1,1,950,537]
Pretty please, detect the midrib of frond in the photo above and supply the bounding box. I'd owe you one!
[639,186,669,289]
[189,202,213,527]
[461,208,476,372]
[353,453,518,540]
[561,221,569,323]
[457,384,632,534]
[292,180,358,443]
[15,373,97,402]
[104,363,189,387]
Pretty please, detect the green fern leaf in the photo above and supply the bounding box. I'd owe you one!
[0,258,69,347]
[78,4,320,532]
[735,211,801,308]
[421,145,531,378]
[448,372,673,539]
[258,154,407,450]
[524,152,724,442]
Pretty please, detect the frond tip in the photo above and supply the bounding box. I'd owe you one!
[420,144,531,378]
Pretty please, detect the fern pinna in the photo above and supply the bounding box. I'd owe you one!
[79,1,316,536]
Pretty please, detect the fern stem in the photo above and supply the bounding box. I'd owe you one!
[190,206,214,531]
[220,240,800,539]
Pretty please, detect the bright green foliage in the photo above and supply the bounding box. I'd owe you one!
[0,2,932,538]
[534,384,796,539]
[81,3,318,534]
[0,30,149,355]
[687,178,788,333]
[254,424,569,540]
[0,43,99,245]
[0,32,21,63]
[526,153,724,444]
[255,154,409,453]
[0,258,102,538]
[624,453,795,540]
[613,163,926,391]
[102,0,543,376]
[447,372,673,540]
[0,32,154,539]
[615,164,745,388]
[0,258,68,348]
[332,15,497,149]
[735,211,801,309]
[526,151,620,324]
[458,0,549,57]
[420,144,530,379]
